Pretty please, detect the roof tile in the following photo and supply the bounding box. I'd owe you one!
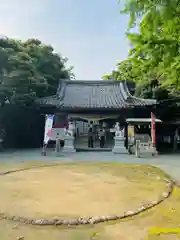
[37,80,156,109]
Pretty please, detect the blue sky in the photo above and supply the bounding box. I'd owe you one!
[0,0,129,80]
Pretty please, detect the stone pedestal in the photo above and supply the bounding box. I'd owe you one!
[112,136,127,154]
[135,140,140,158]
[62,135,76,153]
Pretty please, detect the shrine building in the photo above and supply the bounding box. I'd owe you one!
[37,79,160,153]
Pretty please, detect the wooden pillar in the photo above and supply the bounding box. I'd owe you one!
[173,127,179,152]
[41,143,47,156]
[55,139,61,155]
[124,122,128,149]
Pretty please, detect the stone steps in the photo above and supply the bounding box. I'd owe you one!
[76,147,112,152]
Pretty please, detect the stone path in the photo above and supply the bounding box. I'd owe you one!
[0,149,179,181]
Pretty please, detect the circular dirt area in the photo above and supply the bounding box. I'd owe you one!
[0,163,166,219]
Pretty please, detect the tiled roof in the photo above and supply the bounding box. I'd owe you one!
[37,80,156,110]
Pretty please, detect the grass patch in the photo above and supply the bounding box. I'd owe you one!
[99,185,180,240]
[0,161,176,240]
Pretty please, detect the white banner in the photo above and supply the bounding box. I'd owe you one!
[43,115,54,144]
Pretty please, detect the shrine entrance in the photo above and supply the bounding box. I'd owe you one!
[69,114,119,151]
[75,135,114,151]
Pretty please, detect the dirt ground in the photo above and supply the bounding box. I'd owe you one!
[0,161,179,240]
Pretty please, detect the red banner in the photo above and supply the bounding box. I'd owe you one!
[151,112,156,147]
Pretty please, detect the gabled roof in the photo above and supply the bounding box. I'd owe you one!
[37,80,156,110]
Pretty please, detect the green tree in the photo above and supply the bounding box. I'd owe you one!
[0,36,74,149]
[104,0,180,99]
[0,37,73,106]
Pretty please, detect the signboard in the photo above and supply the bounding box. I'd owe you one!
[110,128,115,133]
[128,126,134,137]
[50,128,65,141]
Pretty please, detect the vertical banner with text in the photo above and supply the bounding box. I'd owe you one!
[151,112,156,147]
[43,114,54,144]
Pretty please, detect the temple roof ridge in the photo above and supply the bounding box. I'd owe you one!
[37,79,156,110]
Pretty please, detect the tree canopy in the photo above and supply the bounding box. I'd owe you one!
[0,36,74,149]
[103,0,180,99]
[0,37,73,106]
